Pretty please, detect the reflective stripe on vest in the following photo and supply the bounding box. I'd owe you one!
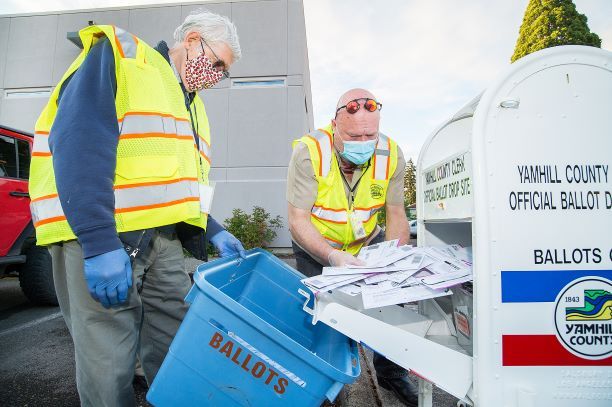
[309,129,333,177]
[32,131,50,156]
[118,112,211,162]
[113,26,138,59]
[119,112,193,138]
[354,204,385,223]
[31,178,200,227]
[311,205,347,224]
[119,112,211,163]
[324,237,343,249]
[373,134,390,180]
[311,203,384,224]
[32,114,212,165]
[197,132,211,164]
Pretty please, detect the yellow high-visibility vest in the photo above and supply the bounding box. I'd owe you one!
[293,124,398,254]
[29,25,211,245]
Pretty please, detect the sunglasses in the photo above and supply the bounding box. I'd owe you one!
[335,98,382,116]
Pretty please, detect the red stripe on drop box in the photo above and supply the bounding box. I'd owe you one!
[502,335,612,366]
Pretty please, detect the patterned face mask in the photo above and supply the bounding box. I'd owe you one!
[184,41,224,92]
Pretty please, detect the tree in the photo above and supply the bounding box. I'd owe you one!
[377,158,417,227]
[404,158,416,207]
[511,0,601,63]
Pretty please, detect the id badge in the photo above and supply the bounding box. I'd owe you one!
[348,211,367,239]
[199,183,215,214]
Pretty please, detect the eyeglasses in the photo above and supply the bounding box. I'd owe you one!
[200,38,230,79]
[335,98,382,116]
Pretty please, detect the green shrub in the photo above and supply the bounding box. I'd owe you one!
[222,206,283,250]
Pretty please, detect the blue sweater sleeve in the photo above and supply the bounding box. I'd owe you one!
[49,37,122,258]
[205,215,224,239]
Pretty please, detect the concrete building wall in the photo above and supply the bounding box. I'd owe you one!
[0,0,313,247]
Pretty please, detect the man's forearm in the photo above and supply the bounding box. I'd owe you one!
[289,211,335,264]
[385,205,410,245]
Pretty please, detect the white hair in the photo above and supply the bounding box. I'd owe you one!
[174,9,241,62]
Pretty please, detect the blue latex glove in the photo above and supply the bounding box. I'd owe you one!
[210,230,247,259]
[83,248,133,308]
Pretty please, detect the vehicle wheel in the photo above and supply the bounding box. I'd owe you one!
[18,245,58,306]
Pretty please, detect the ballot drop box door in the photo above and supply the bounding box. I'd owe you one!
[306,45,611,407]
[418,45,612,406]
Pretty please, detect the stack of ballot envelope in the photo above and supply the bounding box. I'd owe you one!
[301,240,473,309]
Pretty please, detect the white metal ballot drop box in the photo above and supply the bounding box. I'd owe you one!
[302,45,612,406]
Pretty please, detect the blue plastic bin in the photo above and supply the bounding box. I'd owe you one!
[147,249,360,406]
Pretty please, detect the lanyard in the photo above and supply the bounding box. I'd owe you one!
[170,59,200,148]
[187,100,200,149]
[170,58,205,177]
[337,156,371,208]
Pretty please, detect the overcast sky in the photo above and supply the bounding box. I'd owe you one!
[2,0,611,161]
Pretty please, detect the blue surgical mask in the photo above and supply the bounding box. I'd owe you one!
[340,139,377,165]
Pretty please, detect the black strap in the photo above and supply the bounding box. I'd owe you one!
[338,158,371,206]
[182,88,200,149]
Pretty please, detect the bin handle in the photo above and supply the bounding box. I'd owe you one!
[297,290,361,380]
[325,381,344,402]
[298,288,315,317]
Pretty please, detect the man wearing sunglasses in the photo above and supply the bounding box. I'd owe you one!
[29,10,246,406]
[287,89,415,406]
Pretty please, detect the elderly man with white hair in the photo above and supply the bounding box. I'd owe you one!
[29,10,243,406]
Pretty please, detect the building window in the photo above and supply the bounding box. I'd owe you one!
[231,79,286,88]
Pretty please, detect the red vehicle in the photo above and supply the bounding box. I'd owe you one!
[0,125,57,305]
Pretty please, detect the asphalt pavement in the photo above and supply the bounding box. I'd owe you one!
[0,252,459,407]
[0,276,150,407]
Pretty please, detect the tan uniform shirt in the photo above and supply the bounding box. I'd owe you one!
[287,140,406,260]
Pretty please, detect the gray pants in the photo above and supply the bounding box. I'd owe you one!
[49,231,191,407]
